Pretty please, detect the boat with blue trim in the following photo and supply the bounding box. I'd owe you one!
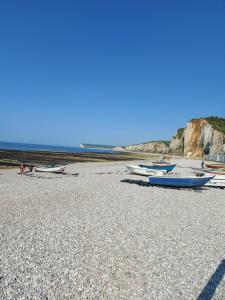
[148,174,214,188]
[139,164,176,172]
[126,165,166,176]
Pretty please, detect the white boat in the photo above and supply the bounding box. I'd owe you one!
[34,165,66,173]
[203,171,225,187]
[205,173,225,180]
[126,165,166,176]
[191,168,225,180]
[205,179,225,188]
[149,174,214,188]
[191,168,225,187]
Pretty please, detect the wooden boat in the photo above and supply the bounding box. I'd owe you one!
[139,164,176,172]
[148,175,214,188]
[126,165,166,176]
[206,163,225,169]
[35,165,66,173]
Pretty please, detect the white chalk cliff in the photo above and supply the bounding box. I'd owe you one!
[114,117,225,158]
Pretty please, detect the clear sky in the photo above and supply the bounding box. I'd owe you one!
[0,0,225,146]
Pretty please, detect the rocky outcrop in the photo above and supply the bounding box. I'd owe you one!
[114,117,225,157]
[170,118,225,157]
[169,128,185,155]
[183,119,209,157]
[114,141,170,153]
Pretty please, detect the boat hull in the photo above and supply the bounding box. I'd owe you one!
[139,164,176,172]
[206,163,225,169]
[192,168,225,179]
[204,172,225,180]
[126,165,165,176]
[149,175,213,188]
[35,166,66,173]
[205,179,225,188]
[152,160,169,165]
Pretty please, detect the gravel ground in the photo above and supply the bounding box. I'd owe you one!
[0,158,225,299]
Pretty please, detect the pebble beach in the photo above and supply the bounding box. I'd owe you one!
[1,158,225,299]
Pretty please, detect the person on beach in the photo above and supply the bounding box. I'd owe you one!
[29,165,33,172]
[20,162,26,174]
[201,160,205,169]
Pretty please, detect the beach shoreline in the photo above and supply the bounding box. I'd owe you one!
[1,158,225,299]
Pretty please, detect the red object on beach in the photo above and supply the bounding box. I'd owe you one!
[206,163,225,169]
[20,163,26,174]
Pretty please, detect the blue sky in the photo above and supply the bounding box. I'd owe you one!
[0,0,225,146]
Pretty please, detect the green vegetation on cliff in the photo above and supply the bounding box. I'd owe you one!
[191,116,225,134]
[173,128,184,139]
[205,116,225,134]
[177,128,185,139]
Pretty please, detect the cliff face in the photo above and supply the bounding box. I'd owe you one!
[169,128,185,155]
[170,118,225,157]
[114,117,225,157]
[114,141,170,154]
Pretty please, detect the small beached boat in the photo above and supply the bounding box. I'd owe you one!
[126,165,166,176]
[206,163,225,170]
[204,170,225,180]
[35,165,66,173]
[139,164,176,172]
[205,178,225,188]
[148,175,214,188]
[192,168,225,179]
[152,160,170,165]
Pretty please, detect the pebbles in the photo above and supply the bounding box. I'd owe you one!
[0,159,225,299]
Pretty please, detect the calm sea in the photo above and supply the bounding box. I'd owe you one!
[0,141,118,154]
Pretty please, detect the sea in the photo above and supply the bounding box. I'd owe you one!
[0,141,118,154]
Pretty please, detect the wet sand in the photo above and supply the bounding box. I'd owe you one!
[0,149,158,168]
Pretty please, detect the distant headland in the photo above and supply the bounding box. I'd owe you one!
[80,143,115,150]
